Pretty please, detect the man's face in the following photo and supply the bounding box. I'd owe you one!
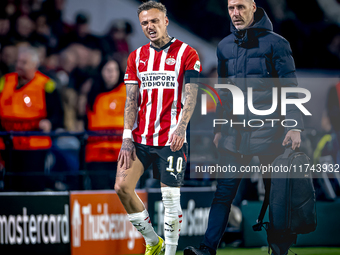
[16,52,37,78]
[102,60,120,86]
[228,0,256,30]
[139,8,169,43]
[16,16,34,37]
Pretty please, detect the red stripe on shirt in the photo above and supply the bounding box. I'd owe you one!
[153,50,162,71]
[133,89,148,144]
[138,44,150,73]
[158,89,174,146]
[146,89,158,145]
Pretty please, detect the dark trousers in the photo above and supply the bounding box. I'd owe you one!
[202,149,296,255]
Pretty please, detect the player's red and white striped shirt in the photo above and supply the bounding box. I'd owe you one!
[124,38,201,146]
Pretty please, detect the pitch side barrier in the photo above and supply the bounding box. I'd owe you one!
[0,191,71,255]
[0,188,215,253]
[0,189,148,255]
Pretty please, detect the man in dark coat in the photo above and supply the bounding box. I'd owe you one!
[185,0,304,255]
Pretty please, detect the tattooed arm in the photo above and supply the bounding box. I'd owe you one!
[118,84,139,169]
[169,83,198,152]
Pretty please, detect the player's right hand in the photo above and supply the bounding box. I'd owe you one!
[118,138,136,169]
[213,132,222,148]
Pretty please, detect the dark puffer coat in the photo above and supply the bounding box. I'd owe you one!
[215,8,304,155]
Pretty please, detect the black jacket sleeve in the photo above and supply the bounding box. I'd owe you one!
[272,39,304,131]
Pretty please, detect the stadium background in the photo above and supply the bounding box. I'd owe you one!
[0,0,340,254]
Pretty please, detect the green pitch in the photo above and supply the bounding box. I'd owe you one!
[175,247,340,255]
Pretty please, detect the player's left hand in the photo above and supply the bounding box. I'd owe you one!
[169,128,185,152]
[282,130,301,150]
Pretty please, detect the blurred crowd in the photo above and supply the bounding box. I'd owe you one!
[0,0,132,132]
[0,0,134,191]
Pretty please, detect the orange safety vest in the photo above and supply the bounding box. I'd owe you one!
[85,82,126,162]
[0,72,52,150]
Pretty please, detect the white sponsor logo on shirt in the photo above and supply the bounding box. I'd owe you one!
[165,58,176,65]
[124,74,128,79]
[139,71,177,89]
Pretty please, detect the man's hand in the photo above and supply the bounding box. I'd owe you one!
[169,127,185,152]
[282,130,301,150]
[39,119,52,132]
[213,132,222,148]
[118,138,136,169]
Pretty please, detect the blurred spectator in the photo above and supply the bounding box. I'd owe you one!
[81,59,125,189]
[63,44,96,132]
[36,43,62,92]
[31,0,44,13]
[0,43,18,76]
[67,43,93,93]
[317,25,340,70]
[9,15,35,44]
[325,83,340,136]
[52,43,97,132]
[56,47,81,131]
[313,83,340,199]
[58,48,78,86]
[30,11,59,51]
[0,46,63,191]
[0,11,11,45]
[1,0,18,21]
[57,49,77,117]
[41,0,72,38]
[60,12,100,50]
[101,20,133,58]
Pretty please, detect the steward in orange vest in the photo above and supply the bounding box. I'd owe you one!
[0,47,63,170]
[85,59,126,164]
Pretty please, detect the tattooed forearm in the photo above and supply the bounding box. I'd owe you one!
[124,84,138,129]
[121,138,135,151]
[175,83,198,137]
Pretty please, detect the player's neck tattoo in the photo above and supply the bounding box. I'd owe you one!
[151,34,171,49]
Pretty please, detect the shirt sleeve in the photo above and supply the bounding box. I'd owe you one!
[124,51,139,85]
[184,47,202,73]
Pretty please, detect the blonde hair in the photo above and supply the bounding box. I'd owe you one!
[137,1,167,16]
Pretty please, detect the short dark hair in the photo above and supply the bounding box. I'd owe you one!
[137,1,167,17]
